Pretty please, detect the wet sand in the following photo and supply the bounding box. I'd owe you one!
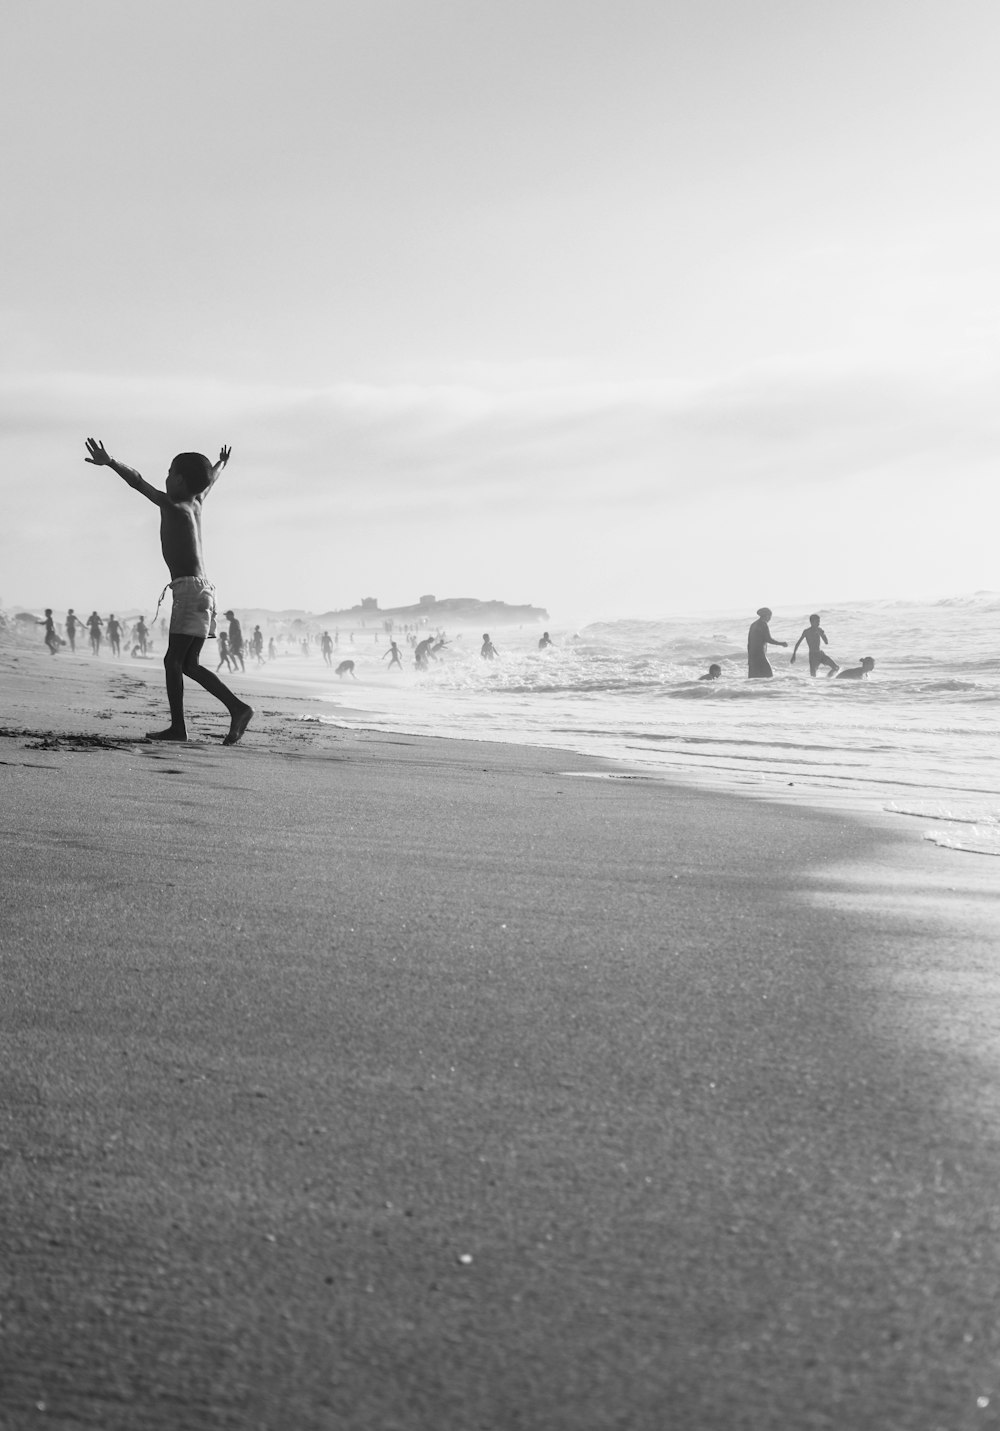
[3,644,1000,1430]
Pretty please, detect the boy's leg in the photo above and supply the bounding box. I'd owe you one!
[148,633,198,740]
[181,640,254,746]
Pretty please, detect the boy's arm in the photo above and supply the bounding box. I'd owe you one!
[84,439,166,507]
[200,445,232,499]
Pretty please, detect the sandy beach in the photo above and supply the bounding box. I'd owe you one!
[3,644,1000,1430]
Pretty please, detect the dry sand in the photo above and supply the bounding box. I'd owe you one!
[3,643,1000,1430]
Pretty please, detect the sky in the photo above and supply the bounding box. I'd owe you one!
[3,0,999,624]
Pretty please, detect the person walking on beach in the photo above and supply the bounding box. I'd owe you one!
[250,624,264,666]
[383,639,403,670]
[791,614,839,677]
[216,629,234,672]
[86,610,104,655]
[747,607,786,678]
[65,609,81,652]
[106,613,123,657]
[223,610,246,672]
[134,615,149,657]
[321,631,334,666]
[480,633,499,661]
[84,439,252,745]
[37,609,61,655]
[836,656,876,680]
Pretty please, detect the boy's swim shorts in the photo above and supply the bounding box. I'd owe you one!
[169,577,217,639]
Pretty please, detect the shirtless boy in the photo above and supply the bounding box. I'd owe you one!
[791,614,839,677]
[84,439,253,745]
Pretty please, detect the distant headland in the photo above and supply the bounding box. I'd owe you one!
[242,594,549,628]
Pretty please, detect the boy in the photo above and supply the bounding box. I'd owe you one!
[38,608,60,654]
[84,439,253,745]
[791,614,839,677]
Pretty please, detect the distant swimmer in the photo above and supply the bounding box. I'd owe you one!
[538,631,553,650]
[698,664,722,681]
[747,607,787,678]
[383,639,403,670]
[480,633,499,661]
[84,439,252,745]
[791,614,839,677]
[335,659,357,678]
[836,656,875,680]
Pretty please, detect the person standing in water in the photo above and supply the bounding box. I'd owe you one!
[747,607,787,678]
[791,614,839,677]
[383,639,403,669]
[480,633,499,661]
[538,630,553,650]
[84,439,252,745]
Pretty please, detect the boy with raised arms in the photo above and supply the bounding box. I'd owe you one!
[84,439,253,745]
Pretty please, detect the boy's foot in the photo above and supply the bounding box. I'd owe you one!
[147,727,187,741]
[223,704,253,746]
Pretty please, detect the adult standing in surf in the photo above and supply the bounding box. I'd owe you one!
[747,607,787,678]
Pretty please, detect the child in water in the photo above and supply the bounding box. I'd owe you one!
[84,439,253,744]
[836,657,875,680]
[791,614,839,677]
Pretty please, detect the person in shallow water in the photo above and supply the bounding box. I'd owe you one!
[791,614,839,677]
[698,664,722,681]
[747,607,787,678]
[481,633,499,660]
[836,656,876,680]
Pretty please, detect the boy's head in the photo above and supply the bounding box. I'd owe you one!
[167,452,213,497]
[708,664,722,677]
[809,613,820,625]
[861,656,875,671]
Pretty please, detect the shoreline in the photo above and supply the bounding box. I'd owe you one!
[4,643,1000,1427]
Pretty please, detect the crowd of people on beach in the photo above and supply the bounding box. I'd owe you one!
[4,439,876,751]
[24,600,876,688]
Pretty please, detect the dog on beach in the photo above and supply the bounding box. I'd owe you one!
[335,660,356,679]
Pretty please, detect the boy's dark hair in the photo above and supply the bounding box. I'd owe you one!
[171,452,213,495]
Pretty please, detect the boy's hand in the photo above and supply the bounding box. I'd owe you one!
[84,438,112,466]
[218,445,231,468]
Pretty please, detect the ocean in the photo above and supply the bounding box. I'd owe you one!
[298,593,1000,858]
